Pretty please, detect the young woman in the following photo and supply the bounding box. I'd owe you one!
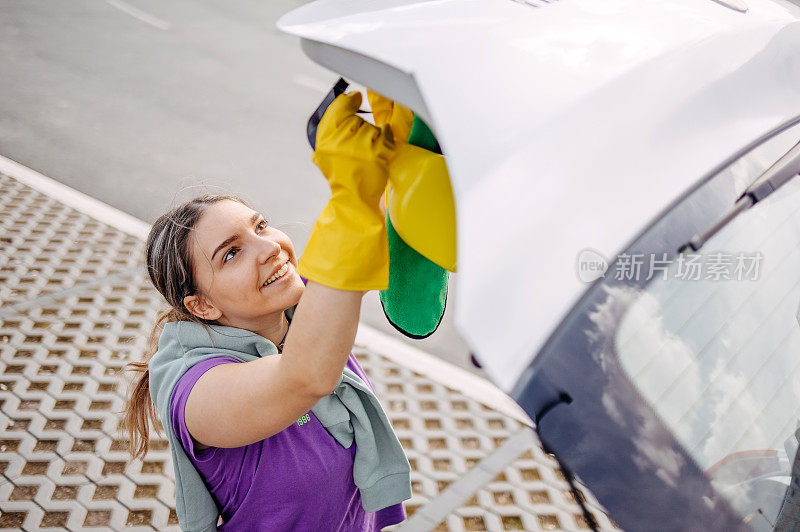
[123,92,411,531]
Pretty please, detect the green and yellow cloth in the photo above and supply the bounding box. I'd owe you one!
[368,90,455,338]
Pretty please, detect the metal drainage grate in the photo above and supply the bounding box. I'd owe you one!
[0,171,617,530]
[0,275,176,530]
[0,173,144,312]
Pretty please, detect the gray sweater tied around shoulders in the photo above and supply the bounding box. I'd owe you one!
[148,320,411,532]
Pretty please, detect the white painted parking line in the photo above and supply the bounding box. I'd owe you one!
[0,155,530,423]
[106,0,171,31]
[0,155,151,240]
[395,428,538,532]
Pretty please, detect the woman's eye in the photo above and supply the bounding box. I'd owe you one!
[256,220,268,233]
[223,248,239,263]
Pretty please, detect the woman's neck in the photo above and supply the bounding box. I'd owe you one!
[216,310,290,351]
[255,311,289,351]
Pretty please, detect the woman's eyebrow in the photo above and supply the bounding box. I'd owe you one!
[210,213,261,262]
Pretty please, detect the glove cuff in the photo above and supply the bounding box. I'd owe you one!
[298,200,389,291]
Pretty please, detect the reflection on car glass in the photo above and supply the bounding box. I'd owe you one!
[774,429,800,531]
[680,139,800,253]
[614,177,800,528]
[796,297,800,331]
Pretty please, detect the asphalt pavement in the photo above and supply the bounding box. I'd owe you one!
[0,0,474,372]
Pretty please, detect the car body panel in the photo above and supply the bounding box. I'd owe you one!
[278,0,800,392]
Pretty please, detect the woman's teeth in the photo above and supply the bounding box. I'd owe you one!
[265,261,290,285]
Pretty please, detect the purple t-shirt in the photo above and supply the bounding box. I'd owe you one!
[171,353,406,531]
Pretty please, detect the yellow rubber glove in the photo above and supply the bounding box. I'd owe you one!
[367,89,415,216]
[298,92,396,291]
[367,90,414,145]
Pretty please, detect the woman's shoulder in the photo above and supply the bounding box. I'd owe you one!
[173,356,243,401]
[170,356,243,457]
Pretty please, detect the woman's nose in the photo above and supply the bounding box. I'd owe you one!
[257,237,281,264]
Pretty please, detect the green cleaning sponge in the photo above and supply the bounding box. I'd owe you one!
[408,115,442,153]
[379,116,449,338]
[380,211,449,338]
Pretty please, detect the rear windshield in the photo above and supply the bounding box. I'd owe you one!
[615,124,800,528]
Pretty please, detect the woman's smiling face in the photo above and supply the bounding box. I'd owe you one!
[184,199,305,329]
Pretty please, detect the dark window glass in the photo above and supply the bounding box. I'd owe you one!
[611,125,800,528]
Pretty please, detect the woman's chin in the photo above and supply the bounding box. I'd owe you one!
[264,274,304,307]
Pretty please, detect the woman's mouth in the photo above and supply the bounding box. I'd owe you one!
[263,260,291,287]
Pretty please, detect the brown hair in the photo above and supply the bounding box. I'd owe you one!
[123,194,248,459]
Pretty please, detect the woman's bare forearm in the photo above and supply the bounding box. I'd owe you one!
[279,281,364,396]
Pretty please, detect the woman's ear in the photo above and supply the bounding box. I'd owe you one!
[183,294,223,321]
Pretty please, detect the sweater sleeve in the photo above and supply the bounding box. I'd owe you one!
[170,356,242,461]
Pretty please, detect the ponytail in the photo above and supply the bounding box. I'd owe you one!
[122,194,248,460]
[123,308,188,459]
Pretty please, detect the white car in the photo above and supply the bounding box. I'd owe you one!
[278,0,800,529]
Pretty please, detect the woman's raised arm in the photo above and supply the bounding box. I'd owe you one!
[182,284,363,448]
[183,91,395,448]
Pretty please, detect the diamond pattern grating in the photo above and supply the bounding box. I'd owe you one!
[0,174,144,312]
[0,171,616,530]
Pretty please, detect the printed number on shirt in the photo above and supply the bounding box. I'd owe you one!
[296,413,311,426]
